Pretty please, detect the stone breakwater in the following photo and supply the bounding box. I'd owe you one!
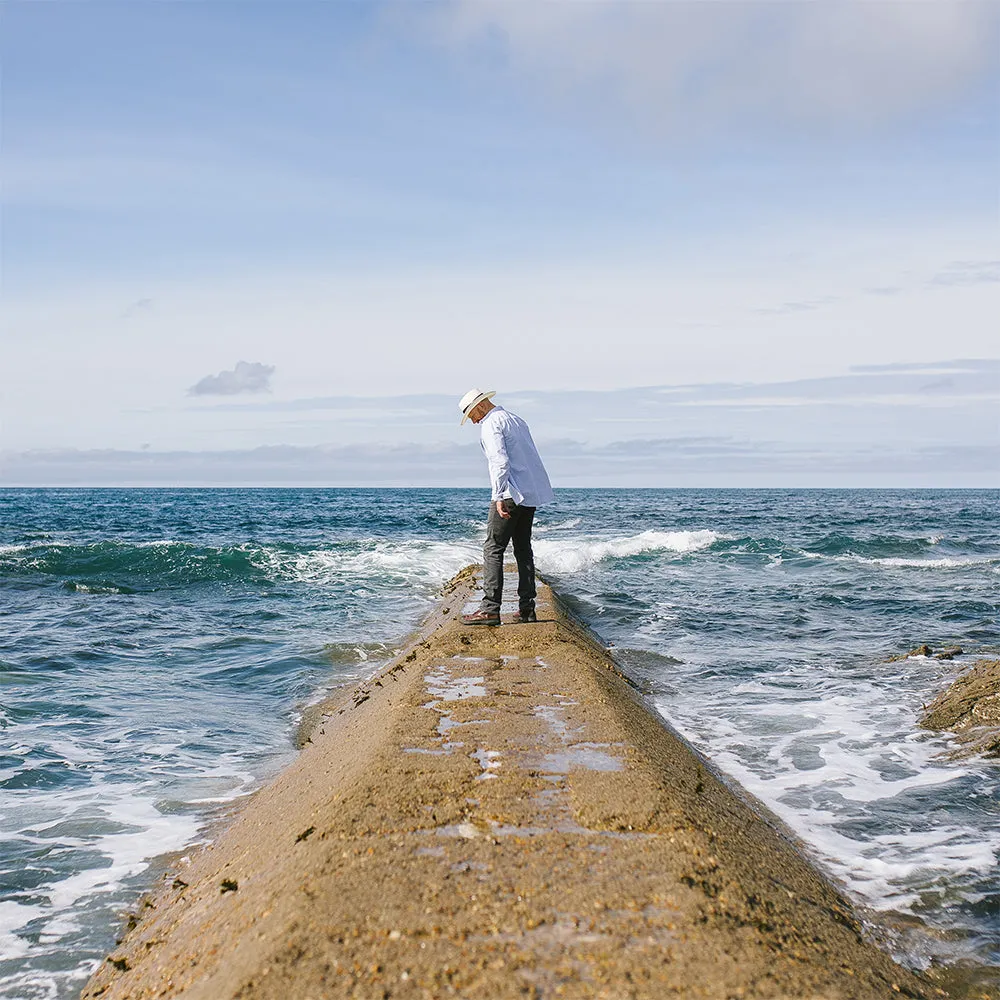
[83,568,943,999]
[921,659,1000,760]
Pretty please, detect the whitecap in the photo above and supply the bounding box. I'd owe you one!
[248,540,479,588]
[534,530,722,574]
[855,555,998,569]
[801,552,999,569]
[533,518,582,534]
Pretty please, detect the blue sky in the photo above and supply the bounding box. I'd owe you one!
[2,1,998,485]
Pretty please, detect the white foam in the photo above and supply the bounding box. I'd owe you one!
[865,555,998,569]
[4,785,201,916]
[535,530,722,574]
[250,540,479,588]
[0,734,257,996]
[66,582,128,594]
[656,664,1000,920]
[804,552,999,570]
[0,901,44,959]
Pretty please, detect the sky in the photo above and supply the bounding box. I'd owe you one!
[2,1,998,486]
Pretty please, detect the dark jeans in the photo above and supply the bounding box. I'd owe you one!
[481,499,536,614]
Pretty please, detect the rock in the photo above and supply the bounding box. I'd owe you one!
[919,659,1000,759]
[970,692,1000,726]
[887,644,934,662]
[933,647,963,661]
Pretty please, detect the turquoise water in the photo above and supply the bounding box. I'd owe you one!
[1,488,997,996]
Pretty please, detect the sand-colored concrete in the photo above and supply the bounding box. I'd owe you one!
[83,569,943,1000]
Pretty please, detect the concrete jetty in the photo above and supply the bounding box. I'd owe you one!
[83,569,942,999]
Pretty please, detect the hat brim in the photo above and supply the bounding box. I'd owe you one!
[460,390,496,425]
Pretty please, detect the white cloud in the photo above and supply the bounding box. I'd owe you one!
[188,361,276,396]
[419,0,999,132]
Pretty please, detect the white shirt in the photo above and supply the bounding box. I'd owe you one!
[479,405,554,507]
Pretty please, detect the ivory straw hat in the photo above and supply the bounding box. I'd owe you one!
[459,388,496,425]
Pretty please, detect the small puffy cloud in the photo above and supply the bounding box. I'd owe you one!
[188,361,275,397]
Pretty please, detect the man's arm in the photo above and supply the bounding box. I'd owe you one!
[481,418,512,518]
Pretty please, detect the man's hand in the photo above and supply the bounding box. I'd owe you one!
[496,499,511,519]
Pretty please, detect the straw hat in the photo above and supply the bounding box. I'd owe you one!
[459,388,496,424]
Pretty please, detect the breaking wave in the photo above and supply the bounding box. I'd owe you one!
[0,539,480,592]
[534,529,723,574]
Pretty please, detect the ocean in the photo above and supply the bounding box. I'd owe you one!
[1,487,997,998]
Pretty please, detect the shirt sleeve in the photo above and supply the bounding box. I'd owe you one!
[481,416,511,500]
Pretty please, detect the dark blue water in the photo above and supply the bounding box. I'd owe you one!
[1,488,997,997]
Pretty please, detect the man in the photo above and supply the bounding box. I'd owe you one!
[458,388,554,626]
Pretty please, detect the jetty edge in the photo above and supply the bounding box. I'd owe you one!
[83,567,943,1000]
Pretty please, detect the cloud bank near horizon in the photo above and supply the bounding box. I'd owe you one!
[2,438,994,489]
[3,360,997,488]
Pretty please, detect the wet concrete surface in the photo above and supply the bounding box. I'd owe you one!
[83,567,945,1000]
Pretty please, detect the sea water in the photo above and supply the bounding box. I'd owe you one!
[0,488,997,997]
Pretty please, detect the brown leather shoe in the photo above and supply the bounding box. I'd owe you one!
[511,607,537,623]
[461,609,501,626]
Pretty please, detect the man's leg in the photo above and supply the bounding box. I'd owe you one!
[511,505,537,613]
[481,500,515,615]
